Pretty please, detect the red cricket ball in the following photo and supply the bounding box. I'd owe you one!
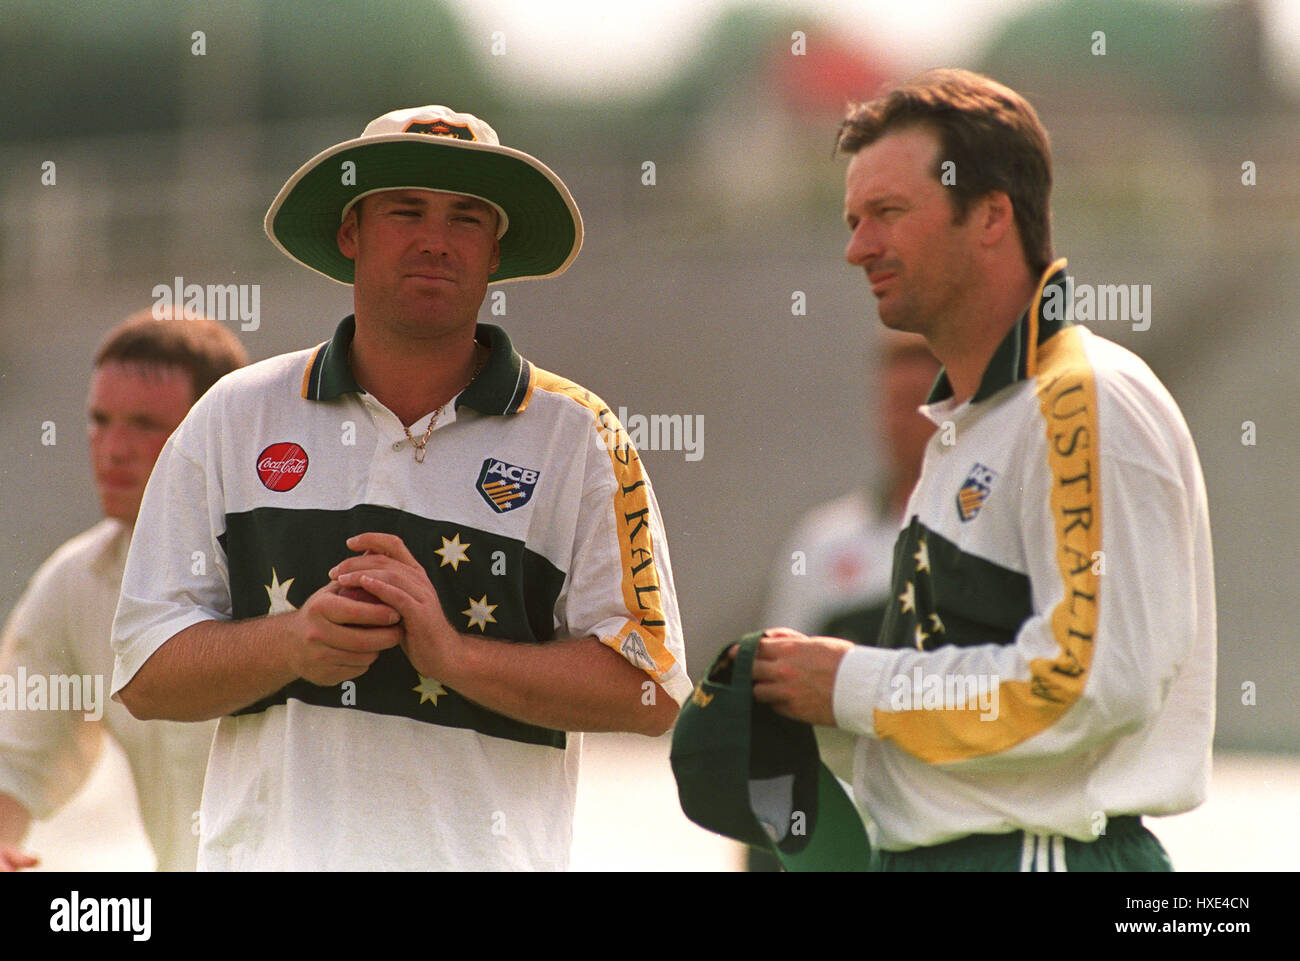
[339,585,384,605]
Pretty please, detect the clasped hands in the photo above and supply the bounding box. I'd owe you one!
[290,532,460,686]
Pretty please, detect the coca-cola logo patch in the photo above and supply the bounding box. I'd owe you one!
[257,442,309,492]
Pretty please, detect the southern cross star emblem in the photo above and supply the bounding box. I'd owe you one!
[898,581,917,615]
[913,539,930,573]
[414,675,447,706]
[463,594,497,631]
[265,569,296,614]
[434,533,470,571]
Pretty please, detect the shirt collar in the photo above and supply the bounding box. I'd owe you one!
[926,257,1072,405]
[300,316,534,416]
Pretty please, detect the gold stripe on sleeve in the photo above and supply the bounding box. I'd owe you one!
[530,370,678,680]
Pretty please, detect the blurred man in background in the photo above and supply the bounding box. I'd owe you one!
[0,309,247,871]
[763,331,939,647]
[751,331,936,869]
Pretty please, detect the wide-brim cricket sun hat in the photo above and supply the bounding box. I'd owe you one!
[264,105,583,285]
[670,633,874,871]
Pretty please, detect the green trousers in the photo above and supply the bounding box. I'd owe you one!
[872,816,1173,872]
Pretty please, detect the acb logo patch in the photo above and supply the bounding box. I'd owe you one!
[956,463,999,522]
[404,118,476,141]
[477,458,540,513]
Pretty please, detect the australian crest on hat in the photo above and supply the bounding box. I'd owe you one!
[265,105,583,286]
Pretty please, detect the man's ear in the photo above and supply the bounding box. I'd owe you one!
[975,190,1014,250]
[488,237,500,275]
[338,208,359,260]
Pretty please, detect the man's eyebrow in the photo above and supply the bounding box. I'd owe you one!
[863,192,908,207]
[377,194,492,212]
[449,197,493,212]
[845,193,909,222]
[371,195,422,211]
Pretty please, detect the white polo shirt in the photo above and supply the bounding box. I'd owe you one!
[112,319,690,870]
[1,519,214,870]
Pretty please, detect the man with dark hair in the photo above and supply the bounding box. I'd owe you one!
[0,309,248,871]
[835,67,1054,278]
[111,106,690,871]
[745,68,1215,871]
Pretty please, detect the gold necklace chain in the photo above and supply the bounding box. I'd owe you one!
[402,347,486,464]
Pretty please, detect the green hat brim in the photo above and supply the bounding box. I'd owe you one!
[265,135,582,285]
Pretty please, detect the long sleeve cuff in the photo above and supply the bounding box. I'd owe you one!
[832,644,900,739]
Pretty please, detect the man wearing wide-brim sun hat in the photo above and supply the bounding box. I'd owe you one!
[111,104,693,871]
[266,105,583,286]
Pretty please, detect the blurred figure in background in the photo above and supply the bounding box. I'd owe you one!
[749,331,936,870]
[763,331,939,646]
[0,309,248,871]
